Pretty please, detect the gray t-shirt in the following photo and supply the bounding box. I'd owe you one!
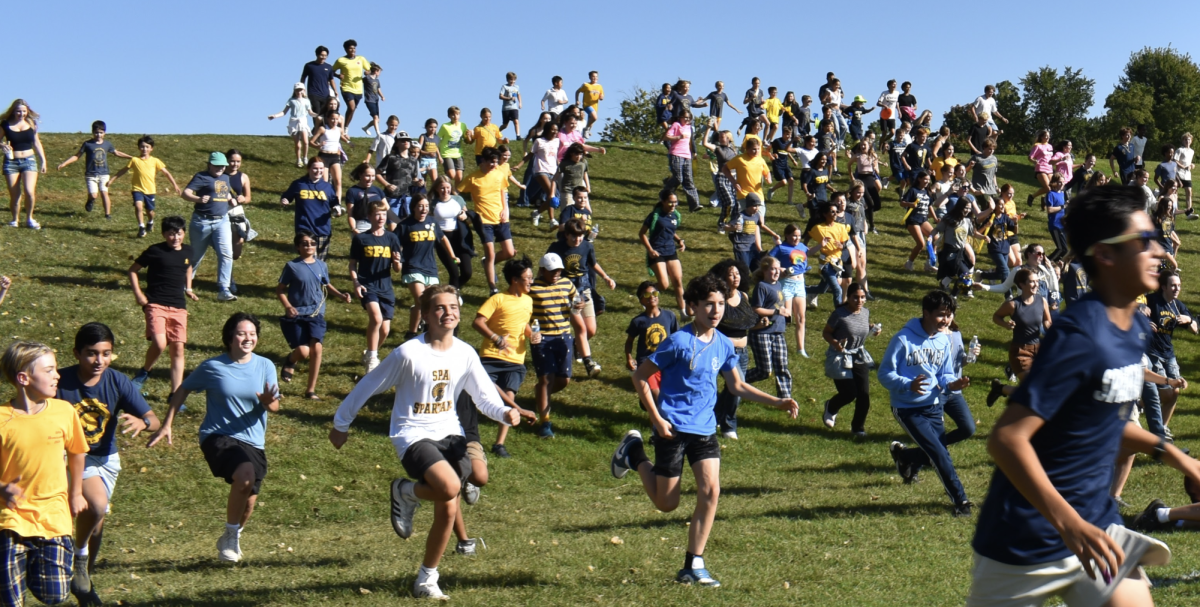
[500,84,520,110]
[970,154,998,195]
[826,306,871,351]
[714,145,737,168]
[363,74,381,103]
[935,216,973,252]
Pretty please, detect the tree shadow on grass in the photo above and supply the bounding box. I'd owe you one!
[33,273,124,292]
[761,501,952,520]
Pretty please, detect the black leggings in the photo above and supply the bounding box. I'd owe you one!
[827,362,871,433]
[860,176,882,229]
[439,224,475,288]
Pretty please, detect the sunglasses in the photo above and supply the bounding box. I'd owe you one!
[298,241,317,248]
[1083,230,1160,255]
[641,292,660,299]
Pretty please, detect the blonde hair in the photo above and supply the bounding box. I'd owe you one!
[1,341,54,385]
[753,255,781,281]
[0,99,38,126]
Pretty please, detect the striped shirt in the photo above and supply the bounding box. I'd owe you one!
[529,277,577,337]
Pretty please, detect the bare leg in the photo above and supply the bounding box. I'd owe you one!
[495,388,514,445]
[412,462,462,568]
[365,303,384,352]
[483,242,498,291]
[226,462,257,526]
[687,459,721,556]
[74,477,109,573]
[305,341,323,395]
[667,260,685,314]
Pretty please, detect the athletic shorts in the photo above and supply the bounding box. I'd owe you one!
[361,292,396,320]
[1007,235,1020,248]
[400,435,471,484]
[966,549,1148,607]
[133,192,156,211]
[649,252,679,264]
[781,277,806,300]
[880,118,895,131]
[772,164,793,181]
[1009,342,1040,376]
[86,175,109,195]
[478,222,512,244]
[310,96,331,116]
[83,453,121,499]
[143,303,188,343]
[482,358,526,393]
[279,315,327,349]
[502,109,519,124]
[342,91,363,105]
[365,101,379,117]
[531,334,573,378]
[647,370,662,391]
[200,434,267,495]
[442,157,464,173]
[584,106,597,118]
[1181,179,1193,189]
[651,431,720,478]
[401,273,439,286]
[905,213,929,227]
[318,152,343,167]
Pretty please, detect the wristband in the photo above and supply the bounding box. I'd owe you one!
[184,288,193,292]
[1152,436,1168,461]
[143,416,153,427]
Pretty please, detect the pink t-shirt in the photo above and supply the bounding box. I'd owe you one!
[1052,152,1073,184]
[1029,143,1053,173]
[666,123,693,158]
[557,130,584,161]
[531,137,561,175]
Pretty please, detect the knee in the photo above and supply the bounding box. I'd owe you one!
[697,483,720,505]
[654,495,681,513]
[295,345,310,359]
[470,466,489,487]
[231,466,256,491]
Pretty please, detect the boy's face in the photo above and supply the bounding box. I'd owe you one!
[690,292,726,331]
[370,209,388,228]
[450,110,460,122]
[296,236,317,256]
[639,288,659,310]
[164,228,185,249]
[1137,173,1149,185]
[590,73,598,83]
[916,132,927,143]
[1084,156,1096,169]
[573,191,588,207]
[1121,132,1132,143]
[93,128,105,140]
[317,50,328,62]
[922,305,954,334]
[139,142,153,156]
[346,45,357,57]
[539,268,562,283]
[18,354,59,400]
[508,75,516,84]
[984,145,995,156]
[1166,148,1176,160]
[426,293,461,331]
[566,232,584,247]
[75,341,113,379]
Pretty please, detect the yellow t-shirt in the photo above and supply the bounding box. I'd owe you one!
[763,98,784,123]
[577,83,604,109]
[458,168,507,225]
[496,163,513,188]
[930,156,959,179]
[473,124,502,155]
[332,55,371,95]
[0,398,88,538]
[725,153,770,199]
[807,223,851,258]
[477,292,533,365]
[127,156,166,195]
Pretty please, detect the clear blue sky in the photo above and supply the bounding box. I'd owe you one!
[14,1,1200,137]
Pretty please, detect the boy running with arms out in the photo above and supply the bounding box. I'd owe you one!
[610,274,798,588]
[57,120,133,219]
[128,215,200,394]
[968,186,1200,606]
[107,135,180,238]
[330,285,521,600]
[576,71,604,139]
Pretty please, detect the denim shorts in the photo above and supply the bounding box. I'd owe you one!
[418,157,437,172]
[1148,354,1180,380]
[781,277,806,301]
[2,156,36,175]
[83,453,122,499]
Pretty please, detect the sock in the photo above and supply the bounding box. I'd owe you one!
[626,437,649,469]
[401,480,417,500]
[1157,508,1172,524]
[139,223,145,228]
[75,545,89,558]
[367,350,378,358]
[684,552,705,570]
[417,565,437,583]
[225,522,240,534]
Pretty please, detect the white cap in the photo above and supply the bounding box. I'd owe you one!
[539,253,564,271]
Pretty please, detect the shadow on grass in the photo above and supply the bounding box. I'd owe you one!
[762,501,952,519]
[100,555,352,575]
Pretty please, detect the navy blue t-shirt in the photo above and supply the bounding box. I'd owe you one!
[283,176,337,236]
[626,309,679,365]
[751,280,786,333]
[394,216,444,277]
[546,239,596,292]
[278,258,330,316]
[902,142,929,172]
[903,187,932,219]
[805,167,830,202]
[643,208,680,256]
[56,366,152,457]
[302,61,334,99]
[350,230,401,297]
[558,205,593,239]
[1110,143,1137,175]
[78,140,116,176]
[1146,292,1191,358]
[973,294,1150,565]
[185,171,234,216]
[888,139,907,170]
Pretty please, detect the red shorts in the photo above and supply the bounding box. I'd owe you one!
[647,370,662,391]
[144,304,188,343]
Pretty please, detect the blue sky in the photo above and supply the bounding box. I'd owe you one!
[13,1,1200,137]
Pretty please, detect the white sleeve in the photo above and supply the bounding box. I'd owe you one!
[985,268,1018,294]
[462,354,512,425]
[333,350,405,432]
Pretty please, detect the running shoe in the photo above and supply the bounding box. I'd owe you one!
[85,199,94,213]
[137,226,147,238]
[217,290,238,302]
[676,567,721,588]
[611,430,642,479]
[25,218,40,230]
[70,556,92,599]
[217,527,241,562]
[463,482,480,505]
[532,211,541,226]
[889,441,908,480]
[822,400,836,428]
[455,537,486,556]
[904,260,914,272]
[1133,499,1168,532]
[584,357,602,378]
[539,421,555,439]
[390,479,420,539]
[491,443,511,458]
[721,430,738,440]
[130,369,150,392]
[986,379,1005,407]
[413,576,448,600]
[952,501,974,518]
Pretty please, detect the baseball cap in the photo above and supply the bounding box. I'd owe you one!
[854,95,866,103]
[539,253,564,271]
[395,130,412,141]
[294,82,305,90]
[208,152,229,166]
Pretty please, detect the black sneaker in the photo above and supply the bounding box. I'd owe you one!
[987,379,1005,407]
[583,357,602,378]
[491,443,511,458]
[1133,499,1168,532]
[136,226,147,238]
[1026,194,1035,206]
[952,501,973,517]
[889,441,908,479]
[85,199,94,213]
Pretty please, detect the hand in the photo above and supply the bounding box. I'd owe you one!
[118,413,148,438]
[626,357,636,372]
[971,283,985,292]
[186,290,198,302]
[147,424,173,447]
[0,276,10,291]
[493,334,509,351]
[678,240,686,252]
[340,292,353,303]
[605,276,616,290]
[504,408,522,427]
[285,305,299,318]
[530,330,543,345]
[329,428,349,449]
[778,398,799,419]
[281,198,291,207]
[1007,320,1017,330]
[257,382,281,410]
[651,416,675,440]
[268,115,276,120]
[69,493,88,518]
[135,293,150,307]
[355,283,367,298]
[0,479,23,509]
[971,343,981,357]
[948,376,971,391]
[1059,515,1124,581]
[391,251,402,265]
[200,195,211,205]
[500,208,509,223]
[174,186,182,195]
[909,374,929,394]
[1179,315,1193,327]
[515,406,538,424]
[834,339,846,353]
[647,249,660,260]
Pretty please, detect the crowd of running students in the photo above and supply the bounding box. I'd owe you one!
[3,45,1200,603]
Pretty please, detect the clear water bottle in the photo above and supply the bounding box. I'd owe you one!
[870,322,882,335]
[588,223,600,241]
[531,319,540,334]
[965,335,979,364]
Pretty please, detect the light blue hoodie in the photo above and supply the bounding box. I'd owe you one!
[878,317,956,408]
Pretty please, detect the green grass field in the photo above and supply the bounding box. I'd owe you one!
[3,132,1200,605]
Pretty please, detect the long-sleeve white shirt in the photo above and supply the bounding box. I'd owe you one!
[333,336,512,458]
[983,261,1060,298]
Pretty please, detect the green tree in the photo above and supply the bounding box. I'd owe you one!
[1102,47,1200,153]
[600,86,707,144]
[1019,66,1094,151]
[993,80,1028,154]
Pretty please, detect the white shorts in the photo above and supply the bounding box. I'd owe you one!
[83,452,121,499]
[287,118,310,137]
[966,550,1148,607]
[86,175,109,195]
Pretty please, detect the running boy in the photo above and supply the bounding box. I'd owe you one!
[128,215,199,395]
[277,230,353,400]
[107,135,181,238]
[56,120,132,218]
[437,107,470,186]
[361,62,385,136]
[472,257,537,458]
[610,274,798,588]
[527,253,580,438]
[349,200,403,373]
[498,72,522,142]
[625,280,679,404]
[576,71,604,139]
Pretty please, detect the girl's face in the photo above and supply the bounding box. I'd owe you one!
[564,116,577,131]
[726,266,740,290]
[805,139,816,149]
[680,114,691,125]
[784,93,794,104]
[662,84,671,94]
[662,196,678,212]
[1022,276,1039,296]
[917,175,930,189]
[501,150,511,163]
[13,105,28,121]
[765,262,781,281]
[943,145,954,157]
[846,289,865,312]
[546,124,559,139]
[1002,187,1014,199]
[360,168,375,185]
[681,83,690,94]
[75,341,113,380]
[1064,142,1073,153]
[436,180,452,199]
[850,188,864,201]
[425,123,437,134]
[786,230,800,245]
[230,321,258,357]
[414,199,430,218]
[227,155,242,172]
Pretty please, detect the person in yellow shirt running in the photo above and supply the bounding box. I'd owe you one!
[472,108,508,165]
[108,135,181,238]
[331,39,371,130]
[762,87,784,142]
[575,71,604,139]
[472,257,538,458]
[722,138,772,209]
[458,147,516,295]
[0,341,89,607]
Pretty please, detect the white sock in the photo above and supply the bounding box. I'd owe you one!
[692,556,706,570]
[417,565,437,583]
[75,545,88,558]
[368,350,378,358]
[226,522,240,534]
[1157,508,1172,524]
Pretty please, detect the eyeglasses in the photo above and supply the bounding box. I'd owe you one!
[1083,230,1160,255]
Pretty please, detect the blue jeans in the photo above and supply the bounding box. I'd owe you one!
[715,346,750,432]
[190,213,233,292]
[892,403,969,505]
[1141,354,1180,438]
[980,249,1009,283]
[940,392,976,447]
[833,113,848,146]
[809,263,843,305]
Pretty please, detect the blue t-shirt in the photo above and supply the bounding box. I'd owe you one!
[278,258,331,316]
[655,93,673,123]
[626,309,679,365]
[903,187,932,219]
[182,353,278,449]
[805,167,830,202]
[751,280,786,333]
[973,294,1150,566]
[647,326,739,435]
[185,171,233,216]
[1146,292,1190,358]
[1045,191,1066,230]
[283,176,337,236]
[768,242,810,276]
[704,91,728,116]
[1111,142,1137,175]
[643,208,680,256]
[56,366,152,457]
[350,230,401,297]
[301,61,334,99]
[395,216,445,277]
[78,140,116,176]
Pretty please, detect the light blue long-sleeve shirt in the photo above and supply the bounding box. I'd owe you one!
[878,318,956,408]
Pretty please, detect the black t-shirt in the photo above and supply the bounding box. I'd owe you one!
[903,142,929,172]
[134,243,194,309]
[557,205,593,239]
[547,239,596,291]
[969,124,991,153]
[379,154,418,193]
[350,230,402,297]
[395,217,445,277]
[898,93,917,109]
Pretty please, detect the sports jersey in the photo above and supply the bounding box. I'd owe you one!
[477,292,533,365]
[332,54,371,94]
[126,156,166,194]
[56,367,152,457]
[350,230,401,297]
[395,216,445,277]
[627,309,679,365]
[529,276,576,337]
[647,326,739,435]
[0,399,88,538]
[558,204,592,235]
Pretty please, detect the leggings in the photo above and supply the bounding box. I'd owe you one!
[439,223,475,288]
[827,362,871,433]
[857,174,882,228]
[1048,228,1068,262]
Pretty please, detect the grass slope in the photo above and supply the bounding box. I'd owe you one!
[2,133,1200,606]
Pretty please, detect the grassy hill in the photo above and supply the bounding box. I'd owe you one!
[2,132,1199,605]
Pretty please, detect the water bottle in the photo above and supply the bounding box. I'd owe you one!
[588,223,600,241]
[870,322,882,335]
[965,335,979,364]
[531,319,540,334]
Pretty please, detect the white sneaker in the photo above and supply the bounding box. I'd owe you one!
[809,296,818,309]
[5,220,16,228]
[25,219,41,230]
[217,528,241,563]
[550,218,559,228]
[217,291,238,302]
[904,260,915,272]
[717,227,726,235]
[362,350,380,374]
[721,430,739,440]
[413,574,448,600]
[532,211,541,226]
[822,400,836,428]
[463,482,480,505]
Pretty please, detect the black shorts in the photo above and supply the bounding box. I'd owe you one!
[455,392,481,443]
[365,101,380,118]
[1182,179,1193,189]
[342,91,363,105]
[1007,235,1020,248]
[401,435,472,484]
[279,315,327,348]
[361,292,396,320]
[482,357,526,393]
[649,252,678,264]
[531,334,573,378]
[880,118,895,131]
[310,95,331,116]
[478,222,512,244]
[710,105,723,119]
[501,108,519,123]
[318,152,343,166]
[904,213,929,227]
[200,434,268,495]
[772,164,793,181]
[651,431,721,478]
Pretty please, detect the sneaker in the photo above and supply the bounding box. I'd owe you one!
[70,556,92,598]
[539,421,555,439]
[611,430,642,479]
[455,537,486,556]
[550,218,560,228]
[576,358,584,364]
[822,400,836,428]
[72,588,102,607]
[413,576,448,600]
[809,296,818,309]
[136,225,147,238]
[1026,194,1035,206]
[105,214,112,221]
[25,219,40,230]
[229,280,238,295]
[925,262,937,273]
[766,188,775,201]
[463,482,480,505]
[217,527,241,562]
[987,379,1005,407]
[721,430,739,440]
[851,430,867,440]
[85,199,94,213]
[362,351,380,374]
[865,291,877,301]
[952,501,974,517]
[130,369,150,392]
[708,197,720,208]
[1132,499,1168,532]
[904,260,915,272]
[532,211,541,226]
[584,357,602,378]
[889,441,908,479]
[5,220,17,227]
[798,350,809,359]
[217,290,238,302]
[147,219,154,232]
[676,567,721,588]
[872,227,879,235]
[717,227,726,235]
[390,479,420,539]
[491,443,511,458]
[489,288,500,296]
